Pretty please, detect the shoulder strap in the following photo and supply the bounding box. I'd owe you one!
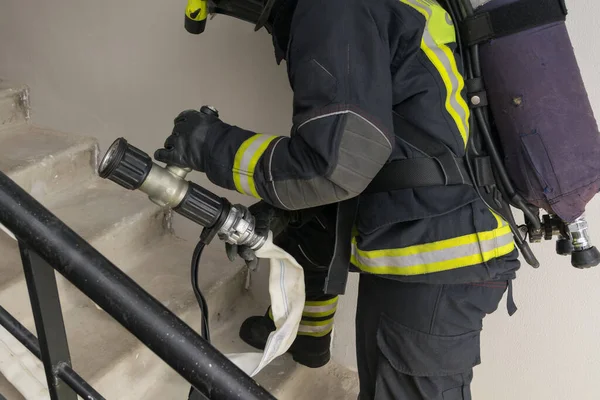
[460,0,568,46]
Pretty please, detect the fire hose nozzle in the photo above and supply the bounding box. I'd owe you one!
[98,137,223,228]
[98,132,265,250]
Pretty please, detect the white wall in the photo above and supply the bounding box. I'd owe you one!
[0,0,294,217]
[1,0,599,399]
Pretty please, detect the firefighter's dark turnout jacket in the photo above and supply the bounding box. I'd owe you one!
[201,0,520,284]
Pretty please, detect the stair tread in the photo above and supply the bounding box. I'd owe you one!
[0,81,28,130]
[0,79,26,92]
[0,372,26,400]
[0,179,164,320]
[0,125,98,199]
[0,125,96,174]
[207,298,359,400]
[37,178,160,241]
[0,178,160,270]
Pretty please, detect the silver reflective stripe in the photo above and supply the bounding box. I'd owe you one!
[297,110,392,148]
[401,0,469,145]
[298,321,334,334]
[303,299,338,315]
[353,230,514,269]
[233,134,277,197]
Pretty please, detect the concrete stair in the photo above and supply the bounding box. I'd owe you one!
[0,80,358,399]
[0,79,29,130]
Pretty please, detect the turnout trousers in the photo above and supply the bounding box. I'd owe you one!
[276,205,512,400]
[355,275,508,400]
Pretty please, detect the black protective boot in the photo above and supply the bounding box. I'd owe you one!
[239,309,333,368]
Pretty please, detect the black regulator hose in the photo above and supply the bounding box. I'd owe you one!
[191,241,211,343]
[441,0,541,267]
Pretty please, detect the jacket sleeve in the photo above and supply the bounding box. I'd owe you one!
[202,0,394,210]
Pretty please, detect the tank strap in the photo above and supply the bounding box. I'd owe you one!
[323,198,358,296]
[507,279,518,316]
[365,114,493,194]
[460,0,568,46]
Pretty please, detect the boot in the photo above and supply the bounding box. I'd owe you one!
[239,298,338,368]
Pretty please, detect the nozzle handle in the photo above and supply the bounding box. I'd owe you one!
[166,165,192,180]
[174,182,225,229]
[163,106,216,179]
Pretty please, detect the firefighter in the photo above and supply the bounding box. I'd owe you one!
[154,0,520,398]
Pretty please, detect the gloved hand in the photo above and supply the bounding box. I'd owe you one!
[224,201,293,270]
[154,109,223,171]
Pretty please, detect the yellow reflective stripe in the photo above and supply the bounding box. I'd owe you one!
[303,297,338,318]
[351,225,515,276]
[352,240,515,276]
[300,319,333,327]
[270,304,337,322]
[401,0,470,147]
[305,297,338,307]
[490,209,508,228]
[426,1,456,44]
[269,298,339,318]
[303,310,337,318]
[232,134,278,198]
[354,224,512,259]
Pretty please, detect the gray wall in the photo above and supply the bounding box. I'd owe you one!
[1,0,600,398]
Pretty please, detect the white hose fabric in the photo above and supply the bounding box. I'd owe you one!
[225,231,305,377]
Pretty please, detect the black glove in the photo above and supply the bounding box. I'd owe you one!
[154,109,223,171]
[225,201,293,270]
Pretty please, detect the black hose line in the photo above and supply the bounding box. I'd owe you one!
[192,241,211,343]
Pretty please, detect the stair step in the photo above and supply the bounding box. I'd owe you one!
[87,236,248,398]
[0,80,29,130]
[0,125,98,200]
[0,179,166,325]
[269,362,359,400]
[0,223,359,400]
[0,373,25,400]
[89,278,359,400]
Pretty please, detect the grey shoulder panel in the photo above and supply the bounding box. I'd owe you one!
[272,111,392,210]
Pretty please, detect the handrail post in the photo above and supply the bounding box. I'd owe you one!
[20,242,77,400]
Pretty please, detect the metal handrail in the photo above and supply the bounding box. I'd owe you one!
[0,304,103,399]
[0,170,275,400]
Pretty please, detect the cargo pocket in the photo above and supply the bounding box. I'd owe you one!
[443,386,471,400]
[376,313,481,377]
